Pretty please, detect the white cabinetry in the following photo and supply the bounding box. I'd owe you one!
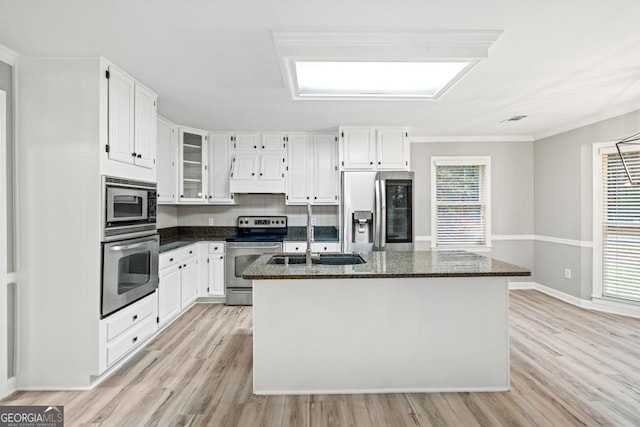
[209,133,235,204]
[157,116,177,203]
[339,127,409,171]
[105,65,158,172]
[229,135,286,193]
[207,243,225,297]
[180,255,198,309]
[283,242,341,253]
[286,133,338,205]
[98,292,158,373]
[231,133,260,151]
[179,127,208,203]
[158,246,198,328]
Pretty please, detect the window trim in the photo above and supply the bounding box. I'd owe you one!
[430,156,492,250]
[592,141,640,302]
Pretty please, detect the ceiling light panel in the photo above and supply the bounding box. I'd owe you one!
[273,31,503,101]
[295,61,472,98]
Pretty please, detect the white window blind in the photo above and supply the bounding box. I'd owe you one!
[434,162,488,247]
[601,150,640,302]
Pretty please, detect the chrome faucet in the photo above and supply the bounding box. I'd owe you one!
[306,203,318,266]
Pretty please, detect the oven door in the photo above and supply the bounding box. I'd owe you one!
[102,234,159,317]
[106,186,149,225]
[225,242,282,289]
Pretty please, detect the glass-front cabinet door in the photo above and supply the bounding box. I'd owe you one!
[179,127,208,202]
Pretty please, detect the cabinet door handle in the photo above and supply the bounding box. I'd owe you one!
[370,161,373,165]
[260,173,263,176]
[132,337,138,344]
[169,258,174,262]
[189,250,193,254]
[251,173,255,176]
[378,161,381,165]
[179,266,182,269]
[262,146,265,149]
[253,145,257,149]
[183,264,187,267]
[132,315,138,321]
[137,154,142,158]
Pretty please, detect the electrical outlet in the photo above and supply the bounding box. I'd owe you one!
[208,218,214,226]
[311,217,316,226]
[564,268,572,279]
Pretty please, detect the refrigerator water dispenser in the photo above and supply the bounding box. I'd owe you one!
[352,210,373,244]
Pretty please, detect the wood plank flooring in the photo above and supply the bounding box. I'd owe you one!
[2,290,640,426]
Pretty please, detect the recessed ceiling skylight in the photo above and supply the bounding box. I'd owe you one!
[295,61,472,98]
[273,31,503,101]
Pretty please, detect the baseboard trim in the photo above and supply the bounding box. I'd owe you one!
[510,282,640,319]
[255,385,510,395]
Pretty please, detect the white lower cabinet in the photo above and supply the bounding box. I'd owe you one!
[207,243,225,296]
[180,256,198,309]
[158,246,199,328]
[98,292,158,373]
[283,242,341,253]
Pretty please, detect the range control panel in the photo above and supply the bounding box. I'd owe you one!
[237,216,288,229]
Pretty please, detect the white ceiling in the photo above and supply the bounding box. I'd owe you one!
[1,0,640,139]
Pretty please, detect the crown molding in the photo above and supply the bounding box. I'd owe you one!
[410,135,533,143]
[0,44,19,66]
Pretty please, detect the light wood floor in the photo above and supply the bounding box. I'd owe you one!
[2,290,640,426]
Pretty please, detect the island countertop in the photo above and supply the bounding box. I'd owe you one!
[243,250,531,280]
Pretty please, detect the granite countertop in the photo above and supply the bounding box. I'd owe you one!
[158,226,339,253]
[242,250,531,280]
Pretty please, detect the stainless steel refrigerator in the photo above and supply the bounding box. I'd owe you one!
[342,171,415,252]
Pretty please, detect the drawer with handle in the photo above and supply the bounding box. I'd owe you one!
[105,293,156,341]
[106,314,157,367]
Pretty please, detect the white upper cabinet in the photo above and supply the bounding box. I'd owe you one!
[107,67,135,164]
[179,127,208,202]
[106,65,158,171]
[134,84,157,169]
[229,133,287,194]
[232,133,260,151]
[286,134,311,204]
[208,133,235,204]
[286,133,338,205]
[260,154,286,181]
[312,133,339,204]
[156,116,177,203]
[376,128,409,170]
[231,154,259,182]
[339,127,409,171]
[261,133,288,151]
[340,128,376,170]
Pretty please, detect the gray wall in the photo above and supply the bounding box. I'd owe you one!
[534,109,640,298]
[0,61,14,272]
[410,140,535,272]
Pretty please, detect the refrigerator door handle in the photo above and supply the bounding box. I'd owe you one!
[379,179,387,250]
[374,179,381,250]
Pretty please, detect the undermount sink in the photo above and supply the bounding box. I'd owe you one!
[268,253,366,266]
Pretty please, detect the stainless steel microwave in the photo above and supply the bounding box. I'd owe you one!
[103,176,157,242]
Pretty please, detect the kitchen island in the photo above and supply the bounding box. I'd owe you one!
[244,251,530,395]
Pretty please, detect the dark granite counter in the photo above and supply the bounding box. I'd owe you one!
[243,250,531,280]
[158,226,339,253]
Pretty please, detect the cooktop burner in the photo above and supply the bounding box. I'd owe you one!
[225,216,288,242]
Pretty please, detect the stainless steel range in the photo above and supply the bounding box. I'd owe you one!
[225,216,287,305]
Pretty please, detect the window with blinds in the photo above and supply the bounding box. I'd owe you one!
[432,158,490,247]
[601,150,640,302]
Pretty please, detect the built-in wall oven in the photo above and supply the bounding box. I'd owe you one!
[101,176,159,318]
[225,216,287,305]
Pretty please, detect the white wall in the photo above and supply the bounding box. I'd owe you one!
[534,109,640,299]
[410,139,535,273]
